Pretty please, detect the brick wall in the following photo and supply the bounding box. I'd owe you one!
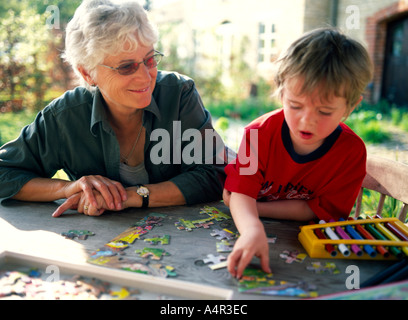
[365,0,408,103]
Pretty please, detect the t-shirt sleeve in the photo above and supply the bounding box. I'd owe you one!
[224,124,269,199]
[307,142,367,221]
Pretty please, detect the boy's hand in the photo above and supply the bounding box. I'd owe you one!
[227,225,271,279]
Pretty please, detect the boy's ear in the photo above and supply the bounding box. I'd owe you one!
[350,95,364,113]
[77,65,96,86]
[343,95,363,121]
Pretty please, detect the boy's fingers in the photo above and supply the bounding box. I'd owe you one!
[260,253,272,274]
[235,251,253,279]
[227,249,243,278]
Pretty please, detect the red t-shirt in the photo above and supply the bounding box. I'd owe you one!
[224,109,366,221]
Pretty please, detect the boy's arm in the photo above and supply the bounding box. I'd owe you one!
[257,199,317,221]
[227,192,271,279]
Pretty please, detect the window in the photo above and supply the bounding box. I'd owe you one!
[258,22,276,63]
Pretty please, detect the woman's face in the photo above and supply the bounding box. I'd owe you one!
[94,44,158,114]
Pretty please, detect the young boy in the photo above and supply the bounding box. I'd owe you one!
[223,28,373,279]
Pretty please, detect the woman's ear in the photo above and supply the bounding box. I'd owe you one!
[77,65,96,86]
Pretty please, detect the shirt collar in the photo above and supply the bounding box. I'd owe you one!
[90,89,110,136]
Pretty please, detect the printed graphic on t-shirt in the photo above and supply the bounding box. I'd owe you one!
[258,180,315,201]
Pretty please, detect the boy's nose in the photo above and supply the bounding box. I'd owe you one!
[300,109,316,125]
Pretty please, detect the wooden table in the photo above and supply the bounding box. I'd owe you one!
[0,198,395,300]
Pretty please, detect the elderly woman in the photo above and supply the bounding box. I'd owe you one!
[0,0,227,217]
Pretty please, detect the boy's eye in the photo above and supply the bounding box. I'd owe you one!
[319,110,332,116]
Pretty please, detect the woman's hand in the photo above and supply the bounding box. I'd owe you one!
[52,175,127,217]
[52,188,126,217]
[62,175,127,210]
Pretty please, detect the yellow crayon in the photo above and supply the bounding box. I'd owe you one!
[376,222,408,257]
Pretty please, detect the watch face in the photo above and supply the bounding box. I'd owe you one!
[137,186,149,196]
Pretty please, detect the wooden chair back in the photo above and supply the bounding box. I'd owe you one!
[354,155,408,222]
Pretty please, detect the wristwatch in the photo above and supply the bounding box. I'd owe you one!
[136,184,149,209]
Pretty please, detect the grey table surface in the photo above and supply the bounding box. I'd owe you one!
[0,198,394,300]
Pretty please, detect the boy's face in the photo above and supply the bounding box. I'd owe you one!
[281,77,352,155]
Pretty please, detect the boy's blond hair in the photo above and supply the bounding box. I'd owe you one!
[274,28,373,112]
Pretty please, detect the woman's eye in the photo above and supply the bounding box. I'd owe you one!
[119,63,135,71]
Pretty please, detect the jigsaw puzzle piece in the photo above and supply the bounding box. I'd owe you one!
[216,240,234,253]
[199,206,231,221]
[61,230,95,240]
[210,228,238,241]
[175,219,196,231]
[192,218,214,229]
[135,247,170,260]
[143,235,170,245]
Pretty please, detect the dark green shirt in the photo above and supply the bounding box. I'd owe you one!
[0,71,227,204]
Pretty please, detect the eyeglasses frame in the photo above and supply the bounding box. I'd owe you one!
[99,50,164,75]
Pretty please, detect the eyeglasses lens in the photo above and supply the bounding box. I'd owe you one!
[117,54,162,76]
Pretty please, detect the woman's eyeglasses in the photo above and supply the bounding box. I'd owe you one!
[99,50,164,76]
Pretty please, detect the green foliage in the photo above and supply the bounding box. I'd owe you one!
[353,189,405,221]
[390,106,408,132]
[0,4,57,110]
[0,110,36,146]
[346,110,391,144]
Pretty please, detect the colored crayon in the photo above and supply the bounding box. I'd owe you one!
[375,221,408,257]
[364,220,403,259]
[310,221,337,257]
[361,258,408,288]
[350,217,390,258]
[375,215,408,241]
[333,223,363,257]
[340,218,377,258]
[319,220,350,257]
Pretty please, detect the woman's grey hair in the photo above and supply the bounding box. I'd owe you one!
[63,0,159,92]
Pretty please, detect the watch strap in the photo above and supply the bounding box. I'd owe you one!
[136,184,149,209]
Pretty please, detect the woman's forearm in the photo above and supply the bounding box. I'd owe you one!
[124,181,186,208]
[12,177,69,202]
